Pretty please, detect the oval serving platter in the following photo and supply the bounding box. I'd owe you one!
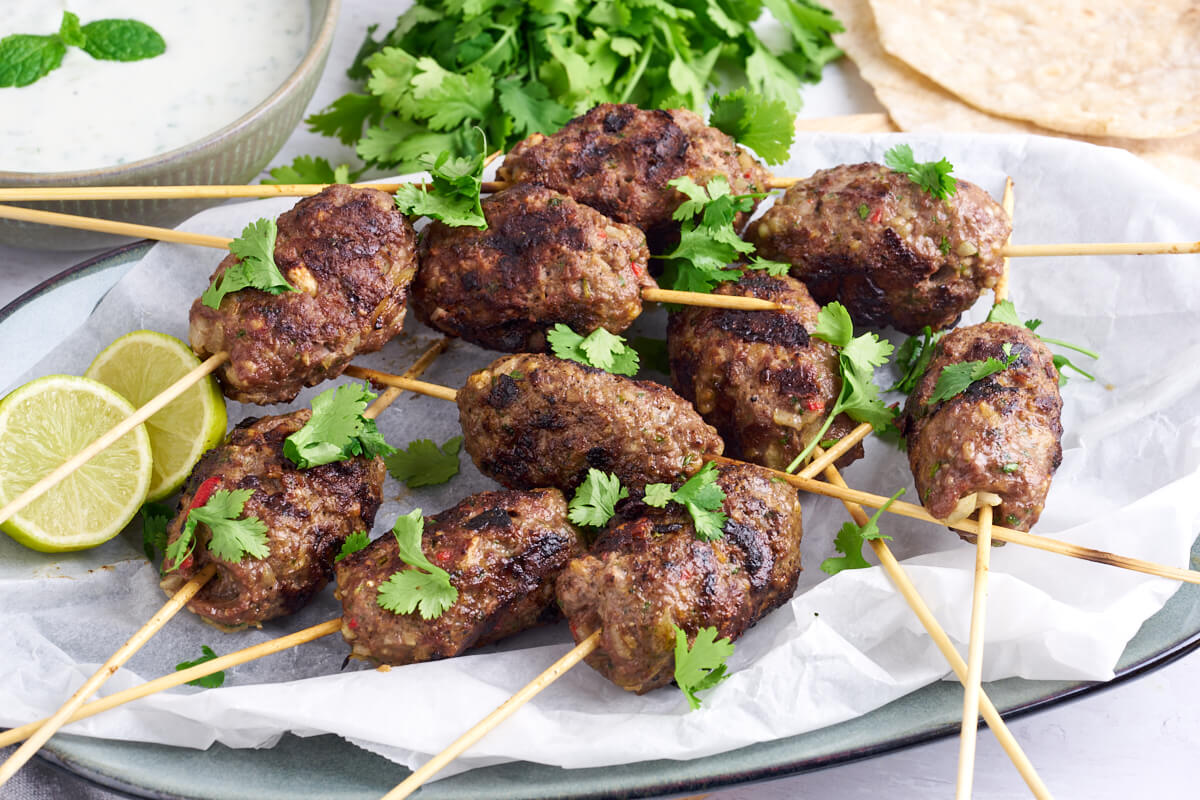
[3,242,1200,800]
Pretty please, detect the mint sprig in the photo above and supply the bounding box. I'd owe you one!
[0,12,164,89]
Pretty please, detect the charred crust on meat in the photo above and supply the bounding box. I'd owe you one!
[465,508,514,530]
[487,374,521,409]
[712,309,810,347]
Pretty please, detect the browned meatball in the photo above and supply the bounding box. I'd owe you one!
[668,273,864,471]
[160,412,385,630]
[457,353,723,493]
[748,163,1011,334]
[498,104,770,249]
[335,489,585,665]
[556,462,803,694]
[900,322,1063,531]
[190,185,418,405]
[412,184,654,352]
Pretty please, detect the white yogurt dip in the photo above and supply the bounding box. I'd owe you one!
[0,1,309,172]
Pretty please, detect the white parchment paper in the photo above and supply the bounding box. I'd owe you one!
[2,134,1198,777]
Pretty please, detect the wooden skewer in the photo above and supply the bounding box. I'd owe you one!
[0,340,449,764]
[0,562,218,787]
[0,618,343,749]
[382,631,602,800]
[812,449,1050,799]
[0,352,229,529]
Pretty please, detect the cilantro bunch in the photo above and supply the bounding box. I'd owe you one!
[306,0,842,173]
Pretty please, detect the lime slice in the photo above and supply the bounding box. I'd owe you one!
[85,330,227,502]
[0,375,154,551]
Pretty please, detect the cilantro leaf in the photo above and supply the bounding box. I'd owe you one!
[985,300,1099,388]
[744,256,792,277]
[985,299,1022,327]
[164,489,269,571]
[888,326,943,394]
[787,303,895,471]
[201,219,293,309]
[393,146,487,228]
[884,144,957,200]
[498,77,572,138]
[284,383,397,469]
[673,625,735,710]
[547,324,640,376]
[140,501,172,562]
[659,177,759,294]
[383,436,463,488]
[262,155,360,186]
[820,489,904,575]
[80,19,165,62]
[643,462,728,541]
[175,645,225,689]
[569,469,628,528]
[708,88,795,165]
[926,343,1019,406]
[336,531,371,562]
[376,510,459,620]
[308,93,382,145]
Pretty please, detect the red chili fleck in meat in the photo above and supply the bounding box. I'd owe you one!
[805,399,824,413]
[347,618,359,630]
[188,476,222,511]
[869,206,883,224]
[598,231,606,239]
[435,550,452,564]
[179,556,194,571]
[630,259,645,277]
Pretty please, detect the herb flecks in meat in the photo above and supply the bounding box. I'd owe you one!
[820,489,904,575]
[377,510,459,620]
[284,383,396,469]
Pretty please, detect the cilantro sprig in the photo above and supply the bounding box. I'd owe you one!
[393,145,487,228]
[336,531,371,563]
[708,88,795,165]
[140,501,172,562]
[163,489,270,572]
[175,645,225,689]
[568,469,628,528]
[263,155,362,186]
[0,12,164,88]
[376,509,459,620]
[284,383,397,469]
[644,462,727,541]
[307,2,842,173]
[987,300,1099,386]
[659,176,756,294]
[820,489,905,575]
[547,324,639,376]
[384,435,463,488]
[884,144,957,200]
[201,219,294,309]
[786,303,895,472]
[925,343,1018,406]
[673,625,735,710]
[888,326,943,394]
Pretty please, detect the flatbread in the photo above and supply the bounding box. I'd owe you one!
[866,0,1200,139]
[821,0,1200,192]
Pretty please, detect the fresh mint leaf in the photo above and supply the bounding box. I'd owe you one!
[376,510,458,619]
[0,35,66,88]
[284,383,397,469]
[384,436,463,488]
[175,645,225,689]
[569,469,628,528]
[58,12,85,48]
[884,144,957,200]
[80,19,165,62]
[673,625,735,710]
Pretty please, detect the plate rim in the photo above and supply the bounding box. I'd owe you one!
[7,242,1200,800]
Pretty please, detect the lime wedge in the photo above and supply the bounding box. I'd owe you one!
[85,330,227,502]
[0,375,153,551]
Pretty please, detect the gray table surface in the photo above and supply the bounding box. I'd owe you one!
[3,2,1199,798]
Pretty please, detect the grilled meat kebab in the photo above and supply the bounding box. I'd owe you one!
[190,185,419,405]
[748,163,1011,334]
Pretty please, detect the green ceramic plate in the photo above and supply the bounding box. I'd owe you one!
[3,245,1200,800]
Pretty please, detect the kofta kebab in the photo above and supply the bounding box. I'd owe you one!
[0,104,1192,795]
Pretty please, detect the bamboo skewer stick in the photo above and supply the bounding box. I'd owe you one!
[382,631,602,800]
[0,352,229,529]
[812,449,1050,799]
[0,340,451,755]
[957,504,995,799]
[336,368,1200,586]
[0,562,218,787]
[0,618,343,750]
